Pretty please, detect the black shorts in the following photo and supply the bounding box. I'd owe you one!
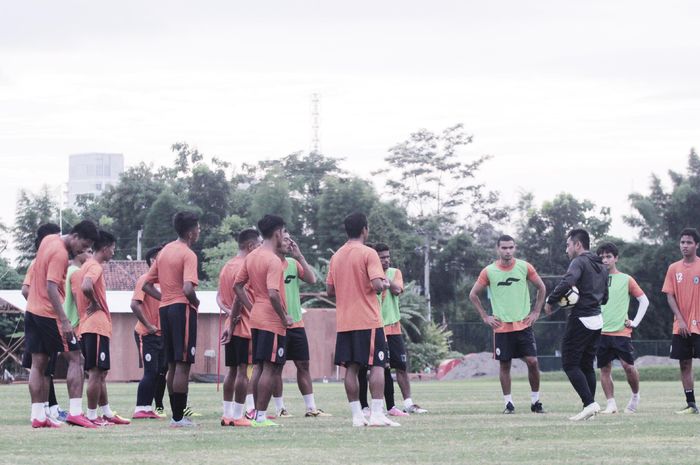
[670,334,700,360]
[597,335,635,367]
[160,304,197,364]
[387,334,408,371]
[134,332,166,375]
[81,333,110,371]
[252,329,287,365]
[21,350,58,376]
[334,327,388,368]
[494,327,537,361]
[24,312,80,356]
[225,336,253,367]
[285,327,310,362]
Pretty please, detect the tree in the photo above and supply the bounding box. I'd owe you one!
[143,189,191,249]
[13,186,58,270]
[516,192,612,275]
[247,174,294,231]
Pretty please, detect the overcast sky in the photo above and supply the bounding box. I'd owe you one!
[1,0,698,249]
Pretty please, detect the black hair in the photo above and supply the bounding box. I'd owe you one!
[93,230,116,251]
[497,234,515,246]
[70,220,100,243]
[237,228,261,247]
[344,212,368,239]
[373,243,390,253]
[596,242,619,257]
[257,215,285,239]
[680,228,700,244]
[173,211,199,238]
[567,228,590,250]
[145,245,164,267]
[34,223,61,250]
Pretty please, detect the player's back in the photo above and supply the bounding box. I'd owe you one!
[26,235,69,318]
[148,240,199,308]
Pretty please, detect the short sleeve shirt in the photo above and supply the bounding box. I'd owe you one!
[26,235,69,319]
[145,240,199,309]
[663,259,700,335]
[219,256,253,338]
[133,273,162,336]
[74,259,112,338]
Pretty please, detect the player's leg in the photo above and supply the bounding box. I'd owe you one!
[250,330,286,426]
[499,360,514,412]
[679,358,695,411]
[254,361,282,424]
[523,356,543,413]
[367,329,398,427]
[231,362,252,425]
[134,334,159,418]
[670,334,697,413]
[168,304,196,426]
[620,359,640,413]
[28,352,50,425]
[562,318,600,420]
[388,334,423,414]
[358,367,369,411]
[222,338,237,422]
[599,363,616,412]
[270,370,287,417]
[384,367,396,412]
[85,368,105,424]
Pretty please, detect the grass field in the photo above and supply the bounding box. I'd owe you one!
[3,371,700,465]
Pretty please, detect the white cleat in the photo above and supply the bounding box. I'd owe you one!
[368,413,401,427]
[569,402,600,421]
[624,403,637,414]
[352,415,369,427]
[600,406,617,414]
[361,407,370,419]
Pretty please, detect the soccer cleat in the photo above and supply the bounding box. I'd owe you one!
[404,404,428,414]
[132,410,161,419]
[277,409,293,418]
[305,408,332,417]
[56,408,69,422]
[221,416,235,426]
[624,401,638,414]
[90,417,110,427]
[388,406,409,417]
[45,417,63,428]
[251,419,279,427]
[361,407,371,418]
[169,418,196,428]
[245,409,256,420]
[569,402,601,421]
[530,401,546,414]
[368,413,401,427]
[182,406,202,417]
[600,406,618,414]
[675,404,699,415]
[103,414,131,425]
[352,415,369,427]
[155,406,167,417]
[232,417,252,426]
[31,419,48,428]
[66,413,99,429]
[503,402,515,414]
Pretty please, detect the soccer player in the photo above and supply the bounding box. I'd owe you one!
[21,223,66,423]
[218,228,261,427]
[662,228,700,414]
[545,229,609,421]
[131,245,167,419]
[143,212,201,427]
[234,215,290,427]
[596,242,649,414]
[326,212,398,427]
[74,230,129,426]
[359,243,427,417]
[25,220,99,428]
[269,232,330,418]
[469,235,546,414]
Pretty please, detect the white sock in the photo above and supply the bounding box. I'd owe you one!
[531,392,540,404]
[403,397,414,409]
[233,402,245,419]
[69,398,83,416]
[349,400,362,417]
[31,403,46,421]
[245,394,255,411]
[504,394,513,406]
[135,406,147,413]
[44,404,51,418]
[87,408,98,420]
[144,405,153,412]
[370,399,384,415]
[607,398,617,409]
[100,404,114,418]
[303,394,316,411]
[223,401,234,418]
[631,392,640,401]
[273,396,285,411]
[49,405,59,417]
[255,410,267,422]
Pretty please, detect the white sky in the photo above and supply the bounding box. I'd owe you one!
[1,0,699,247]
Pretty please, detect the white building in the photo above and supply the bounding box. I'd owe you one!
[67,153,124,207]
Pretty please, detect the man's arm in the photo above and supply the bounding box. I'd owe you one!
[142,282,161,301]
[233,282,253,311]
[183,281,199,309]
[371,278,389,294]
[130,299,158,334]
[666,293,689,337]
[626,295,649,328]
[388,271,403,296]
[21,285,29,300]
[326,283,335,298]
[81,277,101,316]
[216,291,232,316]
[469,281,502,329]
[289,240,316,285]
[47,281,74,342]
[269,289,292,327]
[524,275,546,326]
[546,259,583,305]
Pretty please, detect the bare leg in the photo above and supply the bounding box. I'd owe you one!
[600,363,614,399]
[64,350,84,399]
[223,367,236,402]
[395,368,411,400]
[294,360,313,396]
[172,362,191,394]
[344,363,360,402]
[680,359,693,392]
[499,360,512,396]
[368,365,385,400]
[621,360,639,394]
[255,362,282,412]
[233,364,248,404]
[86,368,101,410]
[28,353,49,404]
[524,356,540,393]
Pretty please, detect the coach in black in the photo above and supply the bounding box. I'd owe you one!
[545,229,608,421]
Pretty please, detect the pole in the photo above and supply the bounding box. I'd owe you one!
[136,229,143,261]
[424,233,431,322]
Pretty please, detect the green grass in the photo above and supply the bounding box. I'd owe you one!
[2,377,700,464]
